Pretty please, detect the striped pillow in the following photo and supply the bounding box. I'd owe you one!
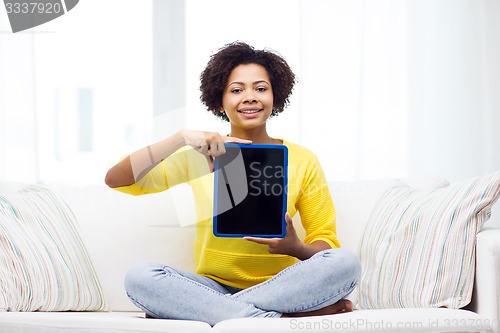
[357,171,500,309]
[0,185,108,312]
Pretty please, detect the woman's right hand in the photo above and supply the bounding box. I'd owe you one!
[181,130,252,171]
[105,130,251,188]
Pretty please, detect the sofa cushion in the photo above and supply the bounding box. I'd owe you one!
[48,183,197,312]
[0,312,212,333]
[0,185,108,312]
[211,308,492,333]
[329,177,449,255]
[357,171,500,309]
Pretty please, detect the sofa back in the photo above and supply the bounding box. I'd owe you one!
[0,177,450,312]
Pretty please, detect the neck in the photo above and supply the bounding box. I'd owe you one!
[229,127,278,144]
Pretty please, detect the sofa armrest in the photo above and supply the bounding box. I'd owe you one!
[472,227,500,333]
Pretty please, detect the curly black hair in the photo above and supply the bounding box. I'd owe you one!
[200,41,296,122]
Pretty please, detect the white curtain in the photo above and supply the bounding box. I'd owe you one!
[183,0,499,182]
[0,0,153,184]
[0,18,39,182]
[1,0,499,184]
[405,0,500,182]
[295,0,500,182]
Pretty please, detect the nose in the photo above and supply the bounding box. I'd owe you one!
[243,90,257,103]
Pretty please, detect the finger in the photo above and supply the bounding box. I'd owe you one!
[209,141,219,156]
[197,141,209,155]
[285,212,294,229]
[243,237,273,245]
[205,154,214,173]
[216,141,226,156]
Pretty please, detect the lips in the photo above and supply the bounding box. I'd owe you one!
[238,108,262,114]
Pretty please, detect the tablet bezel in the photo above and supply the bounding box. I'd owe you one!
[212,143,288,238]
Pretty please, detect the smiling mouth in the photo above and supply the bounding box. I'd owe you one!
[238,109,262,114]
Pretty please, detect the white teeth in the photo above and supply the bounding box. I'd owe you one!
[240,110,259,114]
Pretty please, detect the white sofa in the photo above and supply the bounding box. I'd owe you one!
[0,175,499,333]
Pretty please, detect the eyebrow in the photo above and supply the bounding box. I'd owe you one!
[228,80,270,86]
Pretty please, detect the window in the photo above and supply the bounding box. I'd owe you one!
[33,0,153,184]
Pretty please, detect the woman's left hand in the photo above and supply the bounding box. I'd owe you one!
[243,212,304,258]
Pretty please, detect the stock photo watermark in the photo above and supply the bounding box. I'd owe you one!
[3,0,79,33]
[133,144,372,229]
[248,161,285,196]
[289,317,497,331]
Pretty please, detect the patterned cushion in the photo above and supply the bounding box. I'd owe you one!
[0,185,108,311]
[357,171,500,309]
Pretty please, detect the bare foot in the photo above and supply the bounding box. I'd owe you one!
[282,299,353,318]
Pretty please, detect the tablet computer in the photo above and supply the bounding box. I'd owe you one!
[213,143,288,238]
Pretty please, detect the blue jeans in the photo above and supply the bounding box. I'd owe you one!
[124,248,361,326]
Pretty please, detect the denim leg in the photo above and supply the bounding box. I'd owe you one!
[231,248,361,313]
[124,262,280,326]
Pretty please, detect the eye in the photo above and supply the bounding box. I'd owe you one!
[231,88,242,93]
[256,86,268,92]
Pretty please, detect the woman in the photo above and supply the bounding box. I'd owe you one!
[105,42,361,325]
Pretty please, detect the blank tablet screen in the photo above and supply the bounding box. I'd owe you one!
[213,143,288,238]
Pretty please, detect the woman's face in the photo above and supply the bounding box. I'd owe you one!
[221,63,274,131]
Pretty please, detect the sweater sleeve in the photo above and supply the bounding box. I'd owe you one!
[295,155,340,249]
[112,147,207,196]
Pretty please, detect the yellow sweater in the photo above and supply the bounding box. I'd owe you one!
[114,140,339,289]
